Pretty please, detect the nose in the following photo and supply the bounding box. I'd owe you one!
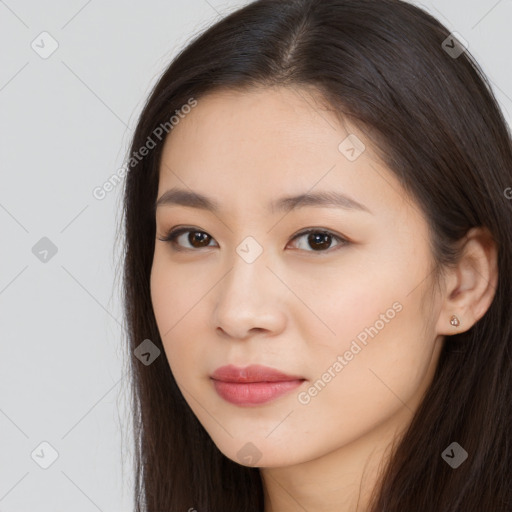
[212,246,287,340]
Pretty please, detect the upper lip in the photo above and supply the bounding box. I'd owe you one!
[211,364,305,383]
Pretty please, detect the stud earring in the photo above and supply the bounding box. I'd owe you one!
[450,315,460,327]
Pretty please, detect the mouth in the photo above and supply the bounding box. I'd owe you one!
[210,364,306,406]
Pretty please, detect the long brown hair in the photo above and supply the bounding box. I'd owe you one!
[119,0,512,509]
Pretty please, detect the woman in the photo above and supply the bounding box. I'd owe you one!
[120,0,512,510]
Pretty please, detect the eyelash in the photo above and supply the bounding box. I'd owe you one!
[157,226,349,254]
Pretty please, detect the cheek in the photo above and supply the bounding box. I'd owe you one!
[296,254,435,406]
[150,250,204,335]
[292,306,434,459]
[288,257,396,351]
[305,238,432,354]
[150,255,176,336]
[150,254,211,381]
[150,256,187,364]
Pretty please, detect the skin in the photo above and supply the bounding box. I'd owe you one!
[150,86,498,512]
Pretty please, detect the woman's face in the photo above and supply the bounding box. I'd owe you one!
[150,86,446,468]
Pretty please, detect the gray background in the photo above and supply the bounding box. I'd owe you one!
[0,0,510,510]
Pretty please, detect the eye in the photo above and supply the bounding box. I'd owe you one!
[157,226,349,253]
[288,228,348,253]
[157,227,217,251]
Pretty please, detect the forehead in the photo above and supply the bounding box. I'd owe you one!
[162,87,356,179]
[156,86,414,223]
[162,86,348,159]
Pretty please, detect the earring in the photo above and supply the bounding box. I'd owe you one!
[450,315,460,327]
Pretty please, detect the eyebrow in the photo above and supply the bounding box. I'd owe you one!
[154,187,372,214]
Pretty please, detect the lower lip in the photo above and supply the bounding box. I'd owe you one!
[212,379,305,406]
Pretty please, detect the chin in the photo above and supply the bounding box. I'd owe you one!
[213,440,306,469]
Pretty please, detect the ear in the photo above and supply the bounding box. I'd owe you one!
[436,227,498,336]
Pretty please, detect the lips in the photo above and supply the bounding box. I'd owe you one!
[210,364,306,406]
[211,364,304,383]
